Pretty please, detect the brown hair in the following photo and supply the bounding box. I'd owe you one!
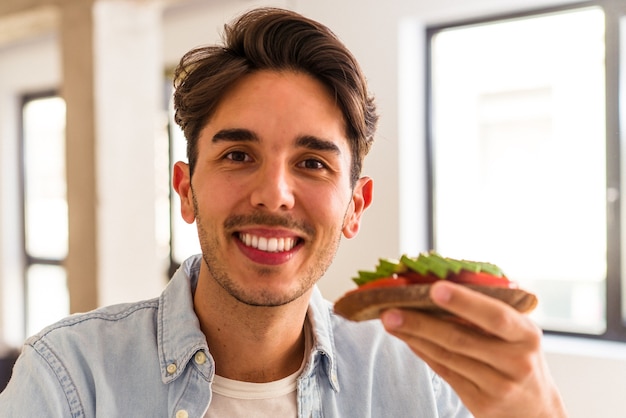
[172,7,378,186]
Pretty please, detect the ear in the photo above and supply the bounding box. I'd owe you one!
[342,176,373,239]
[172,161,196,224]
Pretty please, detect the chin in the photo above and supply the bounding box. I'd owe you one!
[231,284,311,308]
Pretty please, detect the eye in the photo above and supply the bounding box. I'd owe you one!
[298,158,327,170]
[225,150,252,163]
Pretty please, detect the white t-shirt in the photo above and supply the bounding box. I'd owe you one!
[204,320,312,417]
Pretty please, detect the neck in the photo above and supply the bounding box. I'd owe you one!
[193,265,311,383]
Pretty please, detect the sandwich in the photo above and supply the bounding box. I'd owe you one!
[334,251,538,322]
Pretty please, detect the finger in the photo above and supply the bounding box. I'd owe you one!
[382,309,540,381]
[429,281,538,342]
[402,331,508,394]
[407,338,505,410]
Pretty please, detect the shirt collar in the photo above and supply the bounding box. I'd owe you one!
[158,255,211,384]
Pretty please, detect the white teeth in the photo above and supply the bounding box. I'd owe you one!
[239,233,296,252]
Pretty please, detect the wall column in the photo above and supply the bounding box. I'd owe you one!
[60,0,98,313]
[92,0,167,306]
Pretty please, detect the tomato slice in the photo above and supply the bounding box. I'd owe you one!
[350,276,412,292]
[353,270,515,291]
[452,271,516,288]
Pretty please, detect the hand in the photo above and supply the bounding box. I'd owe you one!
[380,281,567,418]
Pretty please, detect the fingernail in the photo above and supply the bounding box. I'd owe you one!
[382,309,403,329]
[431,282,452,304]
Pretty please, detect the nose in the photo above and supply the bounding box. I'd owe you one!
[250,162,295,211]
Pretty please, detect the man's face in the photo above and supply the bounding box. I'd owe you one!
[173,70,372,307]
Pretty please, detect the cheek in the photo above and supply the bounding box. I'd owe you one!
[191,179,225,213]
[198,179,256,224]
[309,188,353,225]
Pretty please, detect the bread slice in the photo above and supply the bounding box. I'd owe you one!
[333,284,538,322]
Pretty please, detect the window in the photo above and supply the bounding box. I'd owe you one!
[20,93,69,336]
[428,3,626,340]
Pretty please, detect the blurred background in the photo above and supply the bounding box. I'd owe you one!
[1,0,625,416]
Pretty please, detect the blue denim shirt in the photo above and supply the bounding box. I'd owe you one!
[0,255,470,417]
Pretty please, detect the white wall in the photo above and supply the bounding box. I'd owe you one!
[0,0,623,416]
[543,336,626,418]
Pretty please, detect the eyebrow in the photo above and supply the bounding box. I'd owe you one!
[212,129,342,155]
[296,135,341,155]
[212,128,258,143]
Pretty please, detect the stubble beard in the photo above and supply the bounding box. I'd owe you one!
[192,192,342,307]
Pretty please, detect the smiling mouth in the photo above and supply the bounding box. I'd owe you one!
[238,233,300,252]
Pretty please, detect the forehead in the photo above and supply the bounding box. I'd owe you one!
[202,70,350,149]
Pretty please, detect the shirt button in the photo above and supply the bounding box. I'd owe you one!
[166,363,177,375]
[175,410,188,418]
[194,351,207,365]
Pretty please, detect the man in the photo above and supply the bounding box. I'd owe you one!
[0,7,566,417]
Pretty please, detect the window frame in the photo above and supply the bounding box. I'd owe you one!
[425,1,626,341]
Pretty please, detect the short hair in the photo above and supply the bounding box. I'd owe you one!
[172,7,378,186]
